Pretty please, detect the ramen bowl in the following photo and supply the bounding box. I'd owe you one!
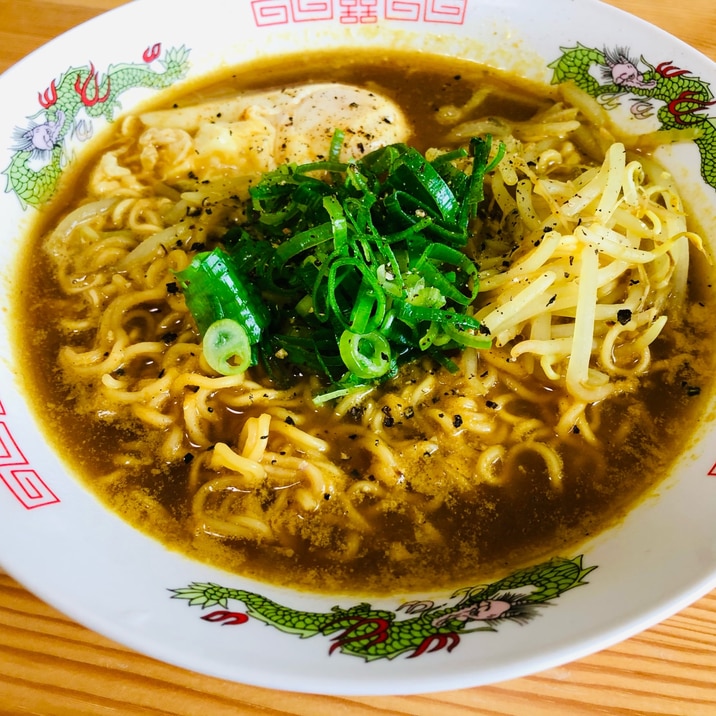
[1,0,716,696]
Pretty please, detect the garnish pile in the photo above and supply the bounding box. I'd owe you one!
[175,134,502,402]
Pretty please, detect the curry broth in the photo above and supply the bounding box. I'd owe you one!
[13,50,716,594]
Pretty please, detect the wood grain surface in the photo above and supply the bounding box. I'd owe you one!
[2,1,716,713]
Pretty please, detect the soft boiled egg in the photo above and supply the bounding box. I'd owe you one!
[138,83,412,180]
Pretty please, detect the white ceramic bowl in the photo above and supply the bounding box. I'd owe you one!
[1,0,716,695]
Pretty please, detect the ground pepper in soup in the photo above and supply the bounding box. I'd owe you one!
[13,50,716,594]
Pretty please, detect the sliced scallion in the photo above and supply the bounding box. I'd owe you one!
[175,134,503,398]
[203,318,253,375]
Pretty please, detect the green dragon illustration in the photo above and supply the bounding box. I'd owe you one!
[171,555,595,661]
[549,44,716,189]
[3,43,190,208]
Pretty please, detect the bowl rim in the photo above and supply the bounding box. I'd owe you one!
[1,0,716,695]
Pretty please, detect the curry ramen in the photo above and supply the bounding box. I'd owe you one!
[13,50,715,594]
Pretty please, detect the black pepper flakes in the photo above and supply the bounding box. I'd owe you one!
[616,308,632,325]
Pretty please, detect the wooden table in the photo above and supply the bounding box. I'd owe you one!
[2,1,716,713]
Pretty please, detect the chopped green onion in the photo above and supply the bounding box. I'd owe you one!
[386,147,459,224]
[274,222,334,264]
[339,329,391,379]
[174,248,270,341]
[328,129,345,163]
[203,318,252,375]
[175,135,503,398]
